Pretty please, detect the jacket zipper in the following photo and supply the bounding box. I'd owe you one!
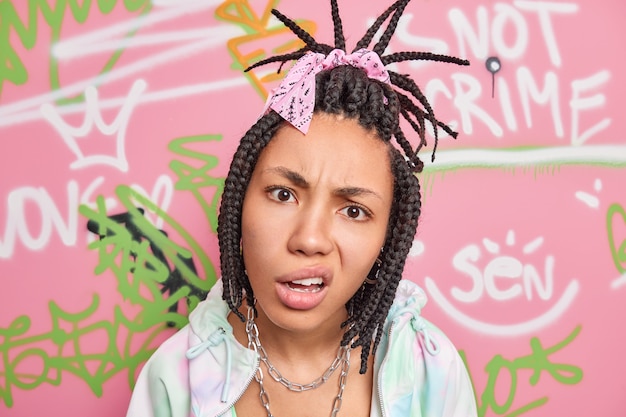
[214,353,261,417]
[377,320,396,417]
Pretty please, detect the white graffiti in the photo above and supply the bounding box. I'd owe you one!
[575,178,602,209]
[41,80,146,171]
[424,230,580,335]
[409,239,426,257]
[425,278,579,336]
[52,0,224,60]
[0,0,244,128]
[420,145,626,171]
[424,66,611,145]
[392,14,452,70]
[449,1,578,66]
[612,274,626,290]
[0,175,174,259]
[0,181,81,259]
[129,175,174,230]
[395,1,615,156]
[570,71,612,146]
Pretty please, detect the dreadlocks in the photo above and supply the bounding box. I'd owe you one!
[218,0,469,374]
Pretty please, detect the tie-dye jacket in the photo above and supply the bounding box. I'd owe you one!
[126,279,478,417]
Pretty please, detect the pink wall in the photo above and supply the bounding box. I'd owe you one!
[1,0,625,415]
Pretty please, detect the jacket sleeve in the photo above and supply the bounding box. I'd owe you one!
[126,326,192,417]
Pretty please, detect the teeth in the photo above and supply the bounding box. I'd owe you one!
[291,277,323,286]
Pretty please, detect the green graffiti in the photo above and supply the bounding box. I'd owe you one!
[0,187,217,407]
[168,134,225,233]
[0,0,152,100]
[0,134,225,407]
[83,195,211,319]
[607,203,626,274]
[461,325,583,417]
[0,293,163,407]
[83,185,217,306]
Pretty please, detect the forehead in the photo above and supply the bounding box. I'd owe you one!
[255,114,393,189]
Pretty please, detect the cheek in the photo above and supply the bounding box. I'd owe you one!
[241,236,266,289]
[241,194,267,243]
[241,225,262,266]
[241,205,262,267]
[241,211,281,277]
[242,209,278,248]
[338,229,386,275]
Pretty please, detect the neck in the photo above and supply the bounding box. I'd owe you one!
[260,308,348,360]
[228,305,351,378]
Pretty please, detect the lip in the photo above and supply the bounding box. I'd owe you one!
[275,266,333,310]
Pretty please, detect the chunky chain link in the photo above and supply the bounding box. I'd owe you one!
[330,347,350,417]
[245,307,350,417]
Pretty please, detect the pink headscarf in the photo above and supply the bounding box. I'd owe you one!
[261,48,391,134]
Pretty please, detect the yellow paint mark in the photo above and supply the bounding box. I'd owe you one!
[216,0,317,98]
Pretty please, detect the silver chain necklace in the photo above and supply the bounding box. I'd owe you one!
[245,307,351,417]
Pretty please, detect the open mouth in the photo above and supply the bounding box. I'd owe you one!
[276,272,329,310]
[286,277,324,292]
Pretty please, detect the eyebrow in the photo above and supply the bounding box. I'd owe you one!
[334,186,383,201]
[264,166,383,201]
[265,166,309,187]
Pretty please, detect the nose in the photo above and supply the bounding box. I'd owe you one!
[287,205,334,256]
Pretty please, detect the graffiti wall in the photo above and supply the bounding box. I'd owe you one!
[1,0,624,416]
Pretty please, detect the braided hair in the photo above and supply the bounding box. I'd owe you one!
[218,0,469,374]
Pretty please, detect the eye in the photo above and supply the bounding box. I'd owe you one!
[340,205,371,221]
[268,187,296,203]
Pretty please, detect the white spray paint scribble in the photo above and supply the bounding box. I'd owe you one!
[41,80,147,171]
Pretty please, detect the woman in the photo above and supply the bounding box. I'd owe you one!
[127,0,477,416]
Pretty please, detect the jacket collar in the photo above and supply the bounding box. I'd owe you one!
[186,280,259,417]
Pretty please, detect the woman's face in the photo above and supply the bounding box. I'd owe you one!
[240,113,394,337]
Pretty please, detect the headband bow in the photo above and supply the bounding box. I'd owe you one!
[261,48,391,134]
